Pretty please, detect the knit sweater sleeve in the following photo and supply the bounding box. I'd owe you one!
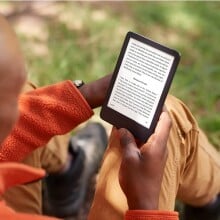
[125,210,179,220]
[0,80,93,162]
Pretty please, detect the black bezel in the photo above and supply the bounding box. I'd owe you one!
[100,31,180,143]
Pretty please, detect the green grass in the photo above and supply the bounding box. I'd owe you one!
[7,1,219,148]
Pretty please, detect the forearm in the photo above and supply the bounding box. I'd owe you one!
[0,80,93,162]
[79,74,112,109]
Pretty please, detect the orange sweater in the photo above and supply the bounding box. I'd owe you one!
[0,80,178,220]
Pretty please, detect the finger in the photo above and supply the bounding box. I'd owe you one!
[118,128,139,159]
[155,111,172,141]
[149,111,172,150]
[162,105,168,112]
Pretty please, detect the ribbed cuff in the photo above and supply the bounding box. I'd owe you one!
[125,210,179,220]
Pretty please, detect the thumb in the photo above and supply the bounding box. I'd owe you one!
[118,128,139,159]
[153,111,172,148]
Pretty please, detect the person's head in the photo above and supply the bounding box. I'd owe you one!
[0,15,27,144]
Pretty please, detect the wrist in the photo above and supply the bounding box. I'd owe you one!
[72,80,98,109]
[76,74,112,109]
[78,82,105,109]
[128,197,159,210]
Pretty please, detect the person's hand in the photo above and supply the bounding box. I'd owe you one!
[118,111,172,210]
[79,73,112,109]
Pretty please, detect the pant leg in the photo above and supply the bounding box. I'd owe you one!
[40,134,69,173]
[177,127,220,206]
[88,94,220,220]
[167,96,220,206]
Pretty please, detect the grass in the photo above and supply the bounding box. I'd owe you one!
[3,1,220,148]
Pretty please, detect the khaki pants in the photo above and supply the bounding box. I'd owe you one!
[3,91,220,218]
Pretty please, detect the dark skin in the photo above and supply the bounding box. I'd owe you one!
[118,111,172,210]
[79,73,112,109]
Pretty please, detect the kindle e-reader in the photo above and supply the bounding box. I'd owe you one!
[100,31,180,142]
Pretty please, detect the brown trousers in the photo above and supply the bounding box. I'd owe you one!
[2,85,220,218]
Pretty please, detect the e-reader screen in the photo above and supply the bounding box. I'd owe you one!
[101,32,180,142]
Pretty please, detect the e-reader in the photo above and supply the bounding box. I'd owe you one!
[100,31,180,142]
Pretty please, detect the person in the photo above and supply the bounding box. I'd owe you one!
[1,14,220,220]
[0,14,177,220]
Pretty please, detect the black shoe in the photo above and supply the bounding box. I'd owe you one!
[183,195,220,220]
[44,122,108,218]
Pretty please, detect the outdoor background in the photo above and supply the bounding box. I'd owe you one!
[1,1,220,220]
